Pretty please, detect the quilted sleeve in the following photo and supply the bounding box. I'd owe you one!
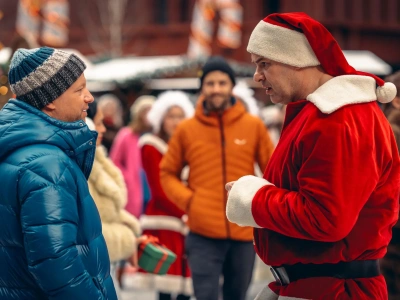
[19,156,106,300]
[160,127,194,212]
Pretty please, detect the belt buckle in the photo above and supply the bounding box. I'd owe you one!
[270,266,290,286]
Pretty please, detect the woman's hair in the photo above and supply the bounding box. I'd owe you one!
[129,95,156,135]
[87,100,98,120]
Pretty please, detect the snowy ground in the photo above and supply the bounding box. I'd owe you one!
[120,256,274,300]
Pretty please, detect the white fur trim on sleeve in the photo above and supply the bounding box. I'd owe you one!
[226,175,272,227]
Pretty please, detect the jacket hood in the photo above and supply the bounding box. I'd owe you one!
[195,95,247,126]
[0,100,97,178]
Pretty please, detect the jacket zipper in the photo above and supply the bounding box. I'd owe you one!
[218,114,231,239]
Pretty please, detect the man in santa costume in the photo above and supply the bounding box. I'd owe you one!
[226,12,400,300]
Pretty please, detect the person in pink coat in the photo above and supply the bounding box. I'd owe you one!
[110,95,155,218]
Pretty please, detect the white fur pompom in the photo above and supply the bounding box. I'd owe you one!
[376,82,397,103]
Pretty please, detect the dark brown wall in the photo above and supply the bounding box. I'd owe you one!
[1,0,400,66]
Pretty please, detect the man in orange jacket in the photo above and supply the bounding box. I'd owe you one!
[160,56,275,300]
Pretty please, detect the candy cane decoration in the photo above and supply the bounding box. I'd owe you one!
[188,0,243,58]
[216,0,242,49]
[41,0,70,46]
[16,0,42,46]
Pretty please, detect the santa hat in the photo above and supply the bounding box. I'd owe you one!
[247,12,396,103]
[147,91,195,133]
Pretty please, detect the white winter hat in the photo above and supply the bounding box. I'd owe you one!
[147,91,195,133]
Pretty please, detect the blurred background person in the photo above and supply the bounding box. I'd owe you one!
[135,91,194,300]
[110,95,155,287]
[110,95,156,218]
[380,70,400,300]
[260,105,285,146]
[160,56,275,300]
[86,100,142,299]
[98,93,125,152]
[232,81,260,117]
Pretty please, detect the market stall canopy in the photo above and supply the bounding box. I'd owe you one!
[84,55,254,90]
[342,50,392,76]
[0,48,392,91]
[84,55,200,84]
[147,51,393,90]
[84,50,392,91]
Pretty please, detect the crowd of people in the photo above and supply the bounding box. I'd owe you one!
[0,11,399,300]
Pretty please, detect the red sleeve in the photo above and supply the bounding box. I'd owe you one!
[141,145,185,217]
[251,112,384,242]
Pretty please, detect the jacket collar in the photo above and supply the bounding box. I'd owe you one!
[0,100,97,178]
[138,133,168,154]
[195,95,246,126]
[306,75,377,114]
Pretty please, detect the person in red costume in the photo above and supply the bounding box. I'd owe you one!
[226,12,400,300]
[135,91,194,300]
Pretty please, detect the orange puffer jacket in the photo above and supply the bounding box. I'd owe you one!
[160,97,274,241]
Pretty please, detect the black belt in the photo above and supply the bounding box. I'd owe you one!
[270,260,380,286]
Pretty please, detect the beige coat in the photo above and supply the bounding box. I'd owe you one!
[89,146,141,262]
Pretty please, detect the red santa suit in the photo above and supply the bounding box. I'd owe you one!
[133,133,192,295]
[227,12,400,300]
[227,13,400,300]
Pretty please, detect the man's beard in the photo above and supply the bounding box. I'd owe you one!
[206,95,231,112]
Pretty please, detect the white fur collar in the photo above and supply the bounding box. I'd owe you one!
[306,75,377,114]
[89,146,127,209]
[138,133,168,154]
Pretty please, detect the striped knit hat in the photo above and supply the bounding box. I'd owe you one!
[8,47,86,110]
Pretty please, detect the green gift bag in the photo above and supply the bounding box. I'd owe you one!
[138,235,177,275]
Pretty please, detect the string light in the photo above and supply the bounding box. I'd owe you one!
[0,86,8,96]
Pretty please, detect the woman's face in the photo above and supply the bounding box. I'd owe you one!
[162,106,185,138]
[93,109,107,146]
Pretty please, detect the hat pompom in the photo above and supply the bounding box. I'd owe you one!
[376,82,397,103]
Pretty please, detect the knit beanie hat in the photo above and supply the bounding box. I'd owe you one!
[200,56,236,89]
[8,47,86,109]
[247,12,396,103]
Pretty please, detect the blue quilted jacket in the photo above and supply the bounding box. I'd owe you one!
[0,100,117,299]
